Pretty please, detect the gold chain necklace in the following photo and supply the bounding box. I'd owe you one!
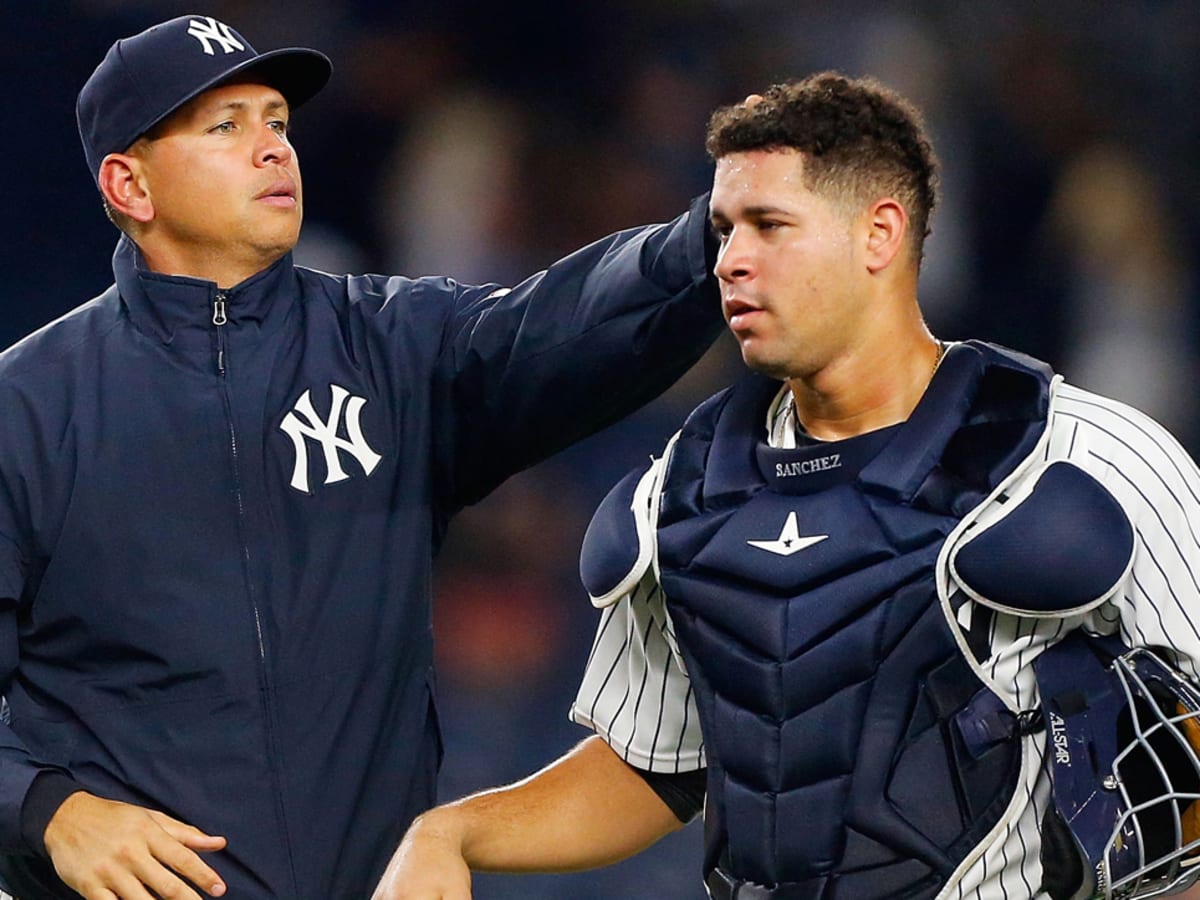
[931,339,946,379]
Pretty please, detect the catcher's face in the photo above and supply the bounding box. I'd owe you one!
[130,80,304,285]
[709,149,873,381]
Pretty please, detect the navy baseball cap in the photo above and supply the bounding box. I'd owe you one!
[77,14,331,182]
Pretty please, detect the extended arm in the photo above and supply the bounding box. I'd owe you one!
[434,194,722,509]
[371,736,685,900]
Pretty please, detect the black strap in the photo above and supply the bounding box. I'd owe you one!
[704,869,779,900]
[965,605,995,663]
[1039,803,1088,899]
[634,766,706,824]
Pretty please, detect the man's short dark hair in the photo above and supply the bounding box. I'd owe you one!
[705,72,939,263]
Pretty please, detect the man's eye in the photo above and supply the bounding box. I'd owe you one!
[211,121,235,134]
[269,120,289,134]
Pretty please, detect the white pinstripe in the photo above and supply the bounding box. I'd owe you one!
[569,377,1200,899]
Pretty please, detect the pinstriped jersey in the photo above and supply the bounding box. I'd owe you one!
[569,344,1200,899]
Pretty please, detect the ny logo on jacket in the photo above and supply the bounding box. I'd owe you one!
[279,384,382,493]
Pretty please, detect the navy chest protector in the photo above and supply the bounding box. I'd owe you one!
[654,342,1056,897]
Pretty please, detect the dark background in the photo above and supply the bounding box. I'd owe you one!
[6,2,1200,896]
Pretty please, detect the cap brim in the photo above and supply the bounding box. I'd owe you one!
[140,47,332,138]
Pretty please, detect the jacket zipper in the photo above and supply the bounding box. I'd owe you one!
[212,290,264,659]
[212,290,295,892]
[212,291,228,374]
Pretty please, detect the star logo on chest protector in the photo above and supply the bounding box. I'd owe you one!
[746,512,828,557]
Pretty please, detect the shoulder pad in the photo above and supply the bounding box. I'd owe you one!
[950,461,1134,616]
[579,458,662,608]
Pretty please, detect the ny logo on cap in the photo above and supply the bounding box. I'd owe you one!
[186,17,245,56]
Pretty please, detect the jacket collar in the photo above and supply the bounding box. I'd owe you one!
[113,235,298,348]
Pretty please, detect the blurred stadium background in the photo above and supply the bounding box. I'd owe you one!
[7,2,1200,896]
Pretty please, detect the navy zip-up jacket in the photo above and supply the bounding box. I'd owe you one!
[0,196,721,898]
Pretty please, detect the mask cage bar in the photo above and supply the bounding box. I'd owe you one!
[1103,648,1200,899]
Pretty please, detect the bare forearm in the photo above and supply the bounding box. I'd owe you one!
[448,736,683,873]
[373,736,685,898]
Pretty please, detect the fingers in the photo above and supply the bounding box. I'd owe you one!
[370,827,473,900]
[149,809,228,852]
[148,829,227,897]
[45,793,227,899]
[67,836,222,900]
[73,855,202,900]
[101,864,193,900]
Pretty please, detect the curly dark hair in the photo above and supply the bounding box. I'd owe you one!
[705,72,939,262]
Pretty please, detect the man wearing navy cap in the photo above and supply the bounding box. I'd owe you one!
[0,14,721,899]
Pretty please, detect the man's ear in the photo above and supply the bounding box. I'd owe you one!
[864,198,908,274]
[98,153,154,224]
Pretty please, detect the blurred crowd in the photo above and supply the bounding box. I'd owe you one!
[6,2,1200,896]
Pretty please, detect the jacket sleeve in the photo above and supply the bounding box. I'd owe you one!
[0,589,54,854]
[0,500,78,856]
[0,519,35,844]
[433,193,722,510]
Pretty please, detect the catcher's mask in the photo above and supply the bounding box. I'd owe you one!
[1034,632,1200,899]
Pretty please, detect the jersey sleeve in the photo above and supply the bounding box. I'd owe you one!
[569,571,705,774]
[945,380,1200,719]
[1051,384,1200,677]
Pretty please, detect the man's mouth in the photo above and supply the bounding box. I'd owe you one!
[723,297,762,330]
[256,180,297,205]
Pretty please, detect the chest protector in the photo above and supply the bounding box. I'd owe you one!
[656,341,1053,898]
